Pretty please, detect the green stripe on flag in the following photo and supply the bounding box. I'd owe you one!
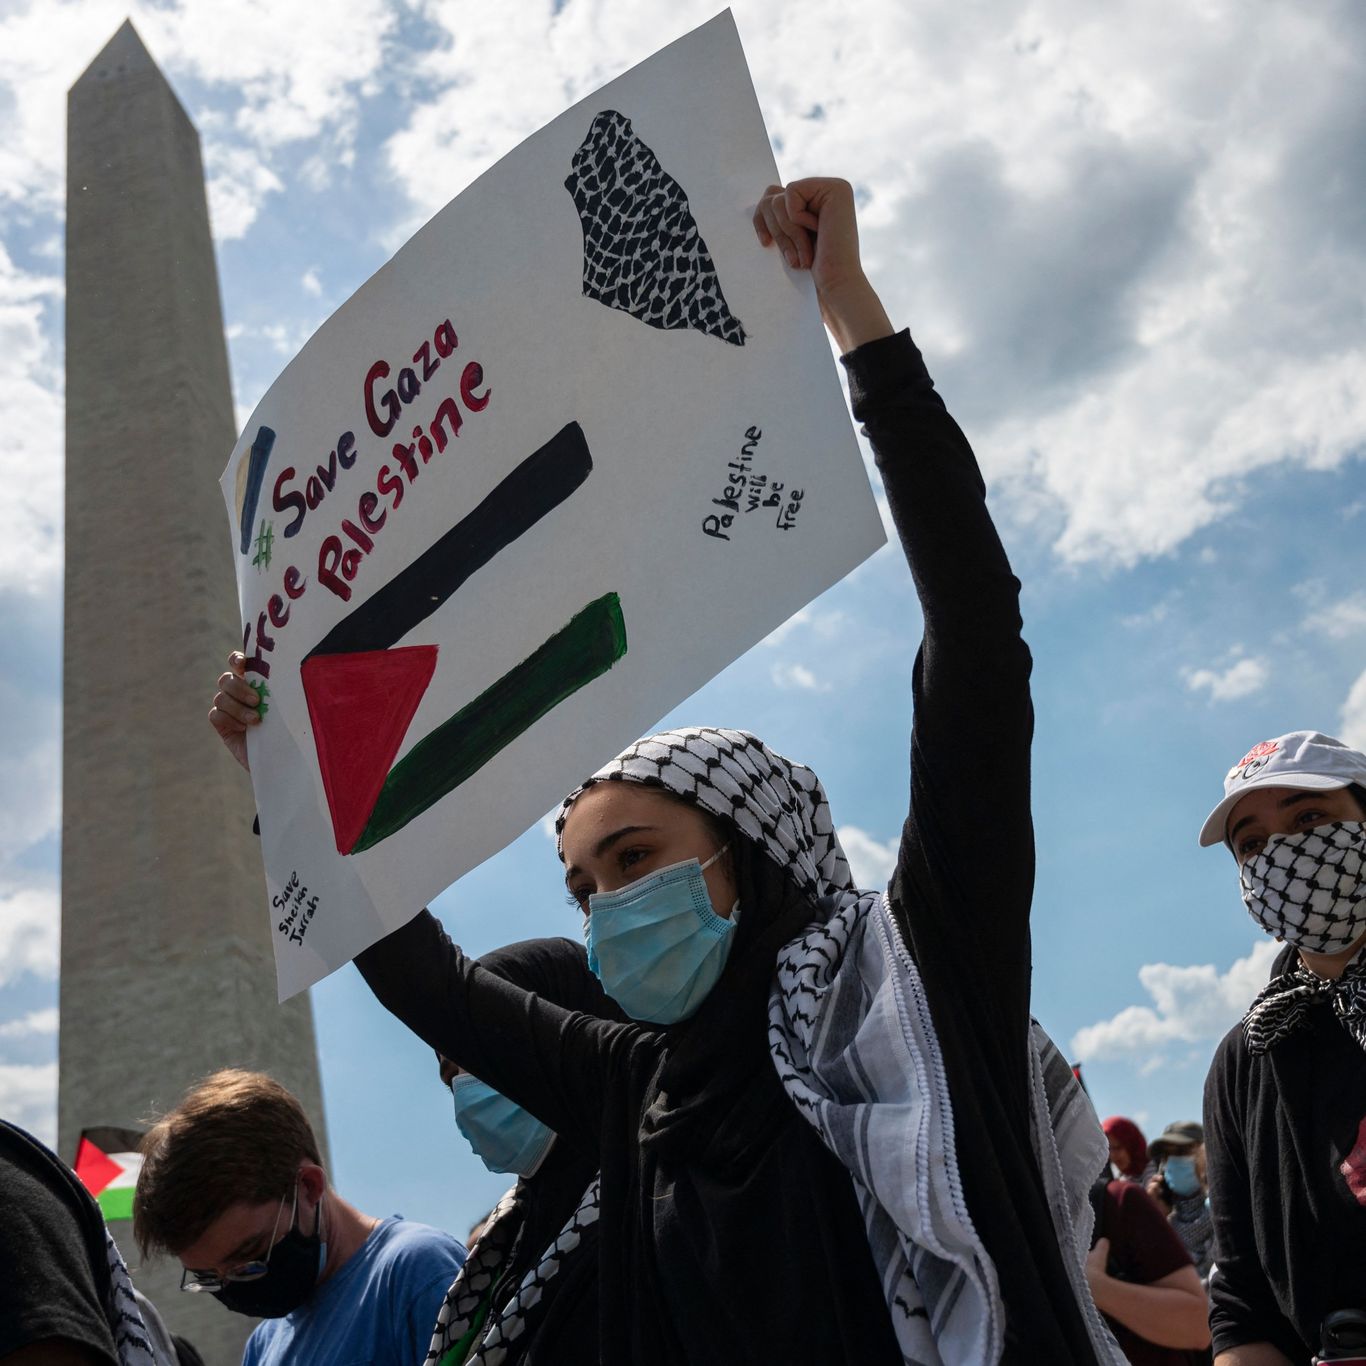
[97,1185,136,1222]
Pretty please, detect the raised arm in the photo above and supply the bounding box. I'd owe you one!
[854,327,1035,1009]
[753,180,1034,1008]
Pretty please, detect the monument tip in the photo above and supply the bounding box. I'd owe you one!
[71,18,160,92]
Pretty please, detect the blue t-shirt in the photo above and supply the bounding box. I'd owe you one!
[243,1216,466,1366]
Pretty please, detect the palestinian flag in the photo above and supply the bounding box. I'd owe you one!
[74,1127,144,1222]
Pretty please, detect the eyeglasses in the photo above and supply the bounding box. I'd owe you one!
[179,1183,296,1294]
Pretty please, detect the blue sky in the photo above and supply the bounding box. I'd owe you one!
[1,0,1364,1241]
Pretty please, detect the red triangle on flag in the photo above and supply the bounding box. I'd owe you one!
[74,1136,121,1199]
[301,645,439,854]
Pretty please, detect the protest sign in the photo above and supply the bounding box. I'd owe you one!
[221,10,886,998]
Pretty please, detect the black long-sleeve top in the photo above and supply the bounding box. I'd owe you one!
[357,330,1100,1364]
[1204,943,1366,1364]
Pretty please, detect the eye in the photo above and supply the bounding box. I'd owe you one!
[1294,807,1326,827]
[1237,834,1267,859]
[565,885,592,910]
[619,846,647,872]
[233,1244,269,1272]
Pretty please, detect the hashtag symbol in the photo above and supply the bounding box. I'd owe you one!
[251,520,275,571]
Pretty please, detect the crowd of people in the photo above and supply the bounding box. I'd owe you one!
[3,178,1364,1366]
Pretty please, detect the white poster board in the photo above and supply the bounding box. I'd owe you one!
[221,10,886,999]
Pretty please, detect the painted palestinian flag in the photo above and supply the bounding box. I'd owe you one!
[74,1127,144,1222]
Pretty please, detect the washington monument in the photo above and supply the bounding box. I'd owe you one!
[62,21,327,1359]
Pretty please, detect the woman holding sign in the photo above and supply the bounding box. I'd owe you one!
[213,179,1117,1365]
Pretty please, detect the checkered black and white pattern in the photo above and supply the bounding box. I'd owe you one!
[564,111,747,347]
[105,1232,158,1366]
[425,1179,601,1366]
[556,726,854,900]
[1242,952,1366,1055]
[769,891,1121,1366]
[1239,821,1366,954]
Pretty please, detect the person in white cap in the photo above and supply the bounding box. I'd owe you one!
[1198,730,1366,1366]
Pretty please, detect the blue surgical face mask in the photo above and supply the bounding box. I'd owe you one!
[1163,1154,1201,1197]
[451,1076,555,1177]
[586,847,736,1024]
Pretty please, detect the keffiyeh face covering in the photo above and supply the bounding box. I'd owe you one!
[1239,821,1366,954]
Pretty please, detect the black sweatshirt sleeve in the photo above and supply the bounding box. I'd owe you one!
[843,330,1035,1049]
[355,911,653,1143]
[475,936,624,1021]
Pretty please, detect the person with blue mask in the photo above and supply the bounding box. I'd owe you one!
[449,1062,557,1179]
[420,936,624,1365]
[220,176,1123,1365]
[1144,1121,1213,1282]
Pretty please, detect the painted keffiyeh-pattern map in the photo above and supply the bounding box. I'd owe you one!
[221,11,886,999]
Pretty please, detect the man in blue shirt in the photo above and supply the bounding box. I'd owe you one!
[133,1068,464,1365]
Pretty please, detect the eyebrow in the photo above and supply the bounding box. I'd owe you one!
[563,824,660,884]
[1227,790,1325,843]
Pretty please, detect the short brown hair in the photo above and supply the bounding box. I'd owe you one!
[133,1069,322,1258]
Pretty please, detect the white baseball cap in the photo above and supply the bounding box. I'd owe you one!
[1199,731,1366,847]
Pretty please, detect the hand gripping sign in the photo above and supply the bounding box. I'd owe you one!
[221,11,886,999]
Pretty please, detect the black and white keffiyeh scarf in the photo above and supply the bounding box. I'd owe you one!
[558,726,1119,1366]
[1242,950,1366,1055]
[425,1179,601,1366]
[557,726,849,901]
[105,1231,160,1366]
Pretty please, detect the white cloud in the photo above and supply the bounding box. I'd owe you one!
[1072,939,1280,1062]
[301,267,323,297]
[0,1008,59,1040]
[1183,656,1269,703]
[1121,599,1173,629]
[0,883,60,988]
[770,662,830,693]
[0,737,60,865]
[0,1062,58,1146]
[760,607,847,650]
[0,245,63,600]
[0,0,395,223]
[1307,594,1366,639]
[1340,668,1366,751]
[761,607,813,649]
[838,825,898,891]
[383,0,721,232]
[204,143,285,242]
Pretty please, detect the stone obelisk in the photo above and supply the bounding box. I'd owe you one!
[63,23,328,1361]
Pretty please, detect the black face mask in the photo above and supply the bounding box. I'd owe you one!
[213,1204,325,1319]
